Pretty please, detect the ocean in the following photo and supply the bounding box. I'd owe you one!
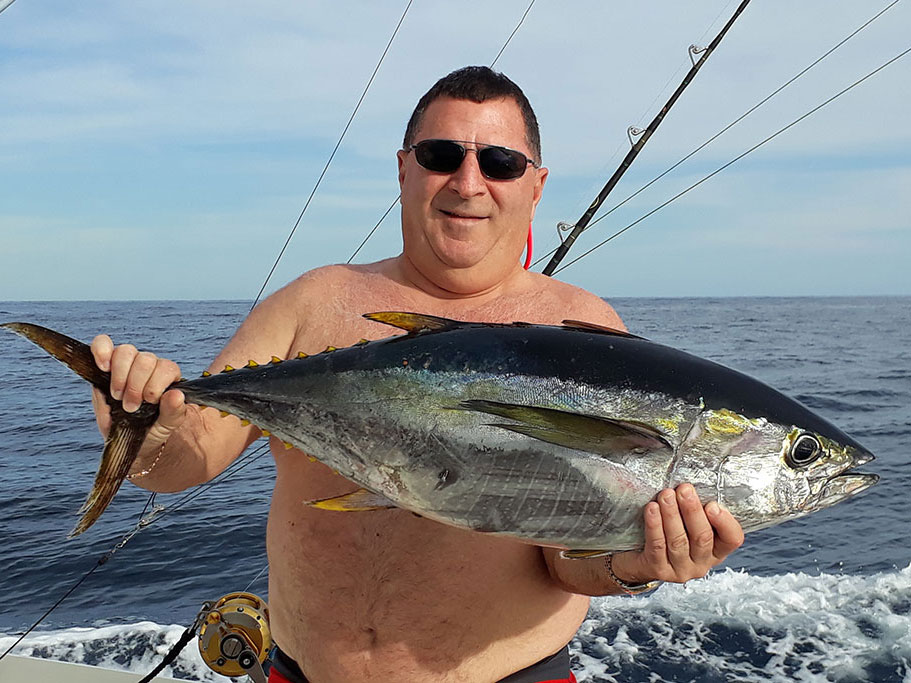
[0,297,908,682]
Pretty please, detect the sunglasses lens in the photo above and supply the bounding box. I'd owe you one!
[478,146,527,180]
[414,140,465,173]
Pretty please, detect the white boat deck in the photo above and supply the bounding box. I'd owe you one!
[0,654,183,682]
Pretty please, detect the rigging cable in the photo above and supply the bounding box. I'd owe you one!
[540,0,752,276]
[531,0,900,270]
[551,43,911,276]
[251,0,415,309]
[0,501,165,661]
[345,0,538,264]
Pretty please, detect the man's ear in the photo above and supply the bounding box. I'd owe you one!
[397,149,408,190]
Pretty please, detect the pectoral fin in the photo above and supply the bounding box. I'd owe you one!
[460,399,672,464]
[306,488,397,512]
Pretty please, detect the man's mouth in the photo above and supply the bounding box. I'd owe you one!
[440,209,486,220]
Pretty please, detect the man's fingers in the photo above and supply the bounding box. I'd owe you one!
[677,484,715,565]
[91,334,114,372]
[141,359,182,404]
[707,502,745,560]
[122,351,159,412]
[108,343,138,402]
[658,488,691,565]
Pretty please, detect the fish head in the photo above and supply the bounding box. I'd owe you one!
[713,413,877,533]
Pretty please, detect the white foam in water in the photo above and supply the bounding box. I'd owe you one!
[574,565,911,682]
[2,567,910,682]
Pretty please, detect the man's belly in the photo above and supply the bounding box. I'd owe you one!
[265,461,590,682]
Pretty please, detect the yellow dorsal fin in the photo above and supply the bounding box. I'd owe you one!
[271,356,283,364]
[246,360,259,368]
[363,312,458,334]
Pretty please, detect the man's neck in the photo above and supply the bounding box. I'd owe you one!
[392,254,529,304]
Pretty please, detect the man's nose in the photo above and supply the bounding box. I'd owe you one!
[446,149,487,198]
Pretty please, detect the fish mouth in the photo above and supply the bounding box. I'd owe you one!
[818,472,879,508]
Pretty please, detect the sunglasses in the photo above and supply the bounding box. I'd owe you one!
[407,139,539,181]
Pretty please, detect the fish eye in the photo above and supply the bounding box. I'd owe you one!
[788,433,822,468]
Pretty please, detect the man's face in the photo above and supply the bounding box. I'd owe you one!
[397,96,548,293]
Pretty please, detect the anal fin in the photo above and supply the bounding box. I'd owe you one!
[306,488,397,512]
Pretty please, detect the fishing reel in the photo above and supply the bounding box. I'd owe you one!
[196,592,272,683]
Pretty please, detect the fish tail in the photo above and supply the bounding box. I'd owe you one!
[2,322,158,536]
[1,322,110,389]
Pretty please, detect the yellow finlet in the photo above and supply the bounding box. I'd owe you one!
[356,338,369,346]
[246,360,259,368]
[223,365,235,372]
[271,356,283,364]
[283,441,294,449]
[307,455,317,463]
[201,371,211,377]
[261,429,271,436]
[240,419,251,427]
[219,411,229,418]
[296,352,308,359]
[323,346,337,353]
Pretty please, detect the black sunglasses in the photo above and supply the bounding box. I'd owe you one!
[407,139,539,181]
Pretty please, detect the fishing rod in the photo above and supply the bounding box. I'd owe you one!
[531,0,900,271]
[541,0,751,276]
[552,42,911,275]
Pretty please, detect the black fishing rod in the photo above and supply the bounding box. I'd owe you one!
[541,0,752,276]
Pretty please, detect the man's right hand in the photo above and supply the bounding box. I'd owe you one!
[89,334,187,447]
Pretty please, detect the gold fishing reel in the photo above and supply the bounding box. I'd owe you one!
[197,592,271,683]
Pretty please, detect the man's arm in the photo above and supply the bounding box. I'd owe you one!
[89,283,304,492]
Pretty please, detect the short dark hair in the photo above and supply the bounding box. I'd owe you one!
[402,66,541,163]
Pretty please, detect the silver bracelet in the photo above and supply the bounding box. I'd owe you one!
[604,554,662,595]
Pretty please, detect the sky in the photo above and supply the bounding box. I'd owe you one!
[0,0,908,301]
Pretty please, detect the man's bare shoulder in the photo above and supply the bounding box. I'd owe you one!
[258,260,403,352]
[521,272,626,331]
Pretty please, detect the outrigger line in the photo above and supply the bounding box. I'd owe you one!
[540,0,752,277]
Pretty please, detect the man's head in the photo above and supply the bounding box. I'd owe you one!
[403,66,541,164]
[396,67,548,296]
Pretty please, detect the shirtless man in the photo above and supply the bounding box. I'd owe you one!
[90,67,744,682]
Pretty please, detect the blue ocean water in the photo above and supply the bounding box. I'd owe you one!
[0,297,908,682]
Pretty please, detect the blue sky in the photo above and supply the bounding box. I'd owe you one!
[1,0,908,301]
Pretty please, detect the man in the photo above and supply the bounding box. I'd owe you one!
[91,67,743,682]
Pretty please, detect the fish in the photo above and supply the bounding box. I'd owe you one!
[2,312,877,552]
